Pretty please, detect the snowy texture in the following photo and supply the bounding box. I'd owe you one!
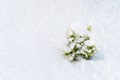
[0,0,120,80]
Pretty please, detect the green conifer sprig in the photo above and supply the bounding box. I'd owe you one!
[64,26,96,61]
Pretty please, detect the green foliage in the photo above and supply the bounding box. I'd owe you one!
[87,26,92,32]
[64,26,96,61]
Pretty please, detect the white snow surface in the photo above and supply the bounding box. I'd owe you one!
[0,0,120,80]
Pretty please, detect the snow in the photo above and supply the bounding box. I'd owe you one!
[0,0,120,80]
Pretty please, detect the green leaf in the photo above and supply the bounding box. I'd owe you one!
[79,41,85,46]
[84,35,90,41]
[87,26,92,32]
[64,51,73,56]
[72,55,79,61]
[86,45,95,50]
[83,50,89,54]
[73,45,79,52]
[80,36,83,38]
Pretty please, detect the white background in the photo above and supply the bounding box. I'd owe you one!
[0,0,120,80]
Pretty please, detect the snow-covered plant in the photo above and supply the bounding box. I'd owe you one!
[64,26,96,61]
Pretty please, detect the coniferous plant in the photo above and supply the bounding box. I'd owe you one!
[64,26,96,61]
